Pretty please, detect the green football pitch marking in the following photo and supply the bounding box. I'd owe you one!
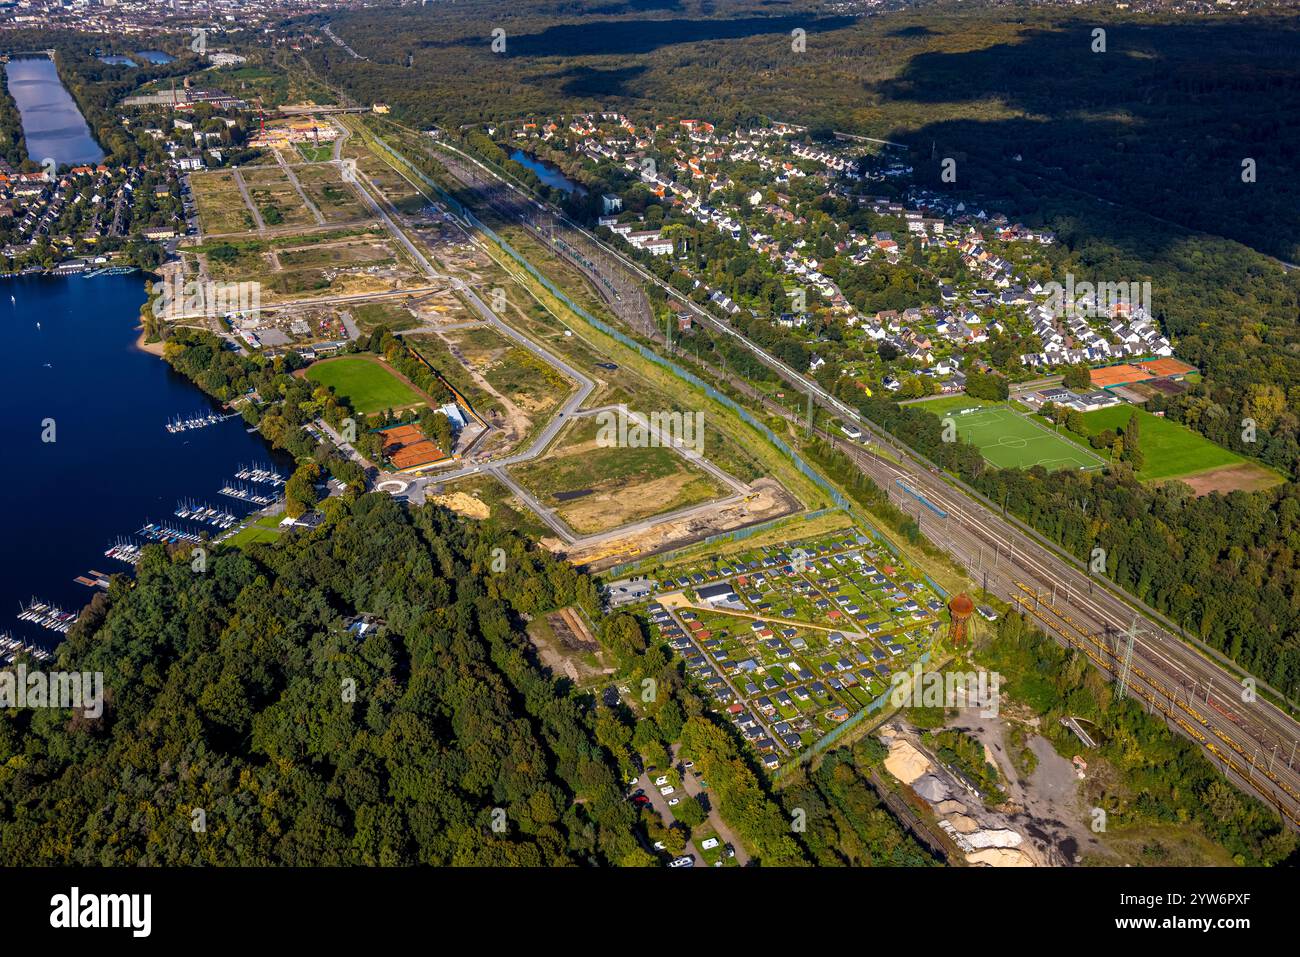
[942,406,1104,471]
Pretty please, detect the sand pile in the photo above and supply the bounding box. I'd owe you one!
[967,847,1034,867]
[884,739,931,785]
[431,492,490,520]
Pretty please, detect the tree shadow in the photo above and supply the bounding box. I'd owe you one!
[546,63,650,99]
[869,19,1300,262]
[426,14,857,57]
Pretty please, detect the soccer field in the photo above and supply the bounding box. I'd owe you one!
[939,404,1104,470]
[304,356,425,414]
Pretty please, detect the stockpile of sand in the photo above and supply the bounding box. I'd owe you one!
[967,847,1035,867]
[431,492,490,520]
[884,739,931,785]
[948,814,980,834]
[935,799,968,816]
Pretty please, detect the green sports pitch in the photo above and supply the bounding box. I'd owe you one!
[930,401,1104,471]
[303,356,425,415]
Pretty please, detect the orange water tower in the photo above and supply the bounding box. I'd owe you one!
[948,592,975,647]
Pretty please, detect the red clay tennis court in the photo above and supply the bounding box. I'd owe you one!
[1136,357,1196,378]
[1090,363,1154,388]
[380,423,448,471]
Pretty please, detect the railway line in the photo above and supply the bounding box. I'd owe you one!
[832,437,1300,825]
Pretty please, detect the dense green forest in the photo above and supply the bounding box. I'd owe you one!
[0,490,930,866]
[0,495,651,864]
[0,70,28,169]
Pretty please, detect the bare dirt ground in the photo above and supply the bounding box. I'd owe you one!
[945,706,1115,866]
[1178,462,1282,496]
[556,471,718,536]
[429,491,490,520]
[429,331,533,459]
[562,477,800,570]
[524,606,611,685]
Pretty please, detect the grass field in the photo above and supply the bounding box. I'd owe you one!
[1073,406,1259,481]
[277,239,396,269]
[927,399,1103,470]
[304,356,424,414]
[225,514,283,549]
[353,301,419,333]
[295,163,368,222]
[241,166,317,228]
[190,170,255,235]
[295,143,336,163]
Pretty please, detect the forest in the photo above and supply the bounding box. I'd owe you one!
[0,73,27,170]
[0,485,935,866]
[0,495,647,865]
[304,2,1300,262]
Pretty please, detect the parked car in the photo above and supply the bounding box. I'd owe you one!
[668,855,694,868]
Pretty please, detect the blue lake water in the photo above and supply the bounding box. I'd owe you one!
[4,56,104,167]
[1,275,285,650]
[135,51,175,65]
[510,148,587,196]
[99,55,137,67]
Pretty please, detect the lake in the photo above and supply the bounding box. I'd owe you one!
[1,274,286,651]
[4,56,104,167]
[510,148,587,197]
[135,51,175,65]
